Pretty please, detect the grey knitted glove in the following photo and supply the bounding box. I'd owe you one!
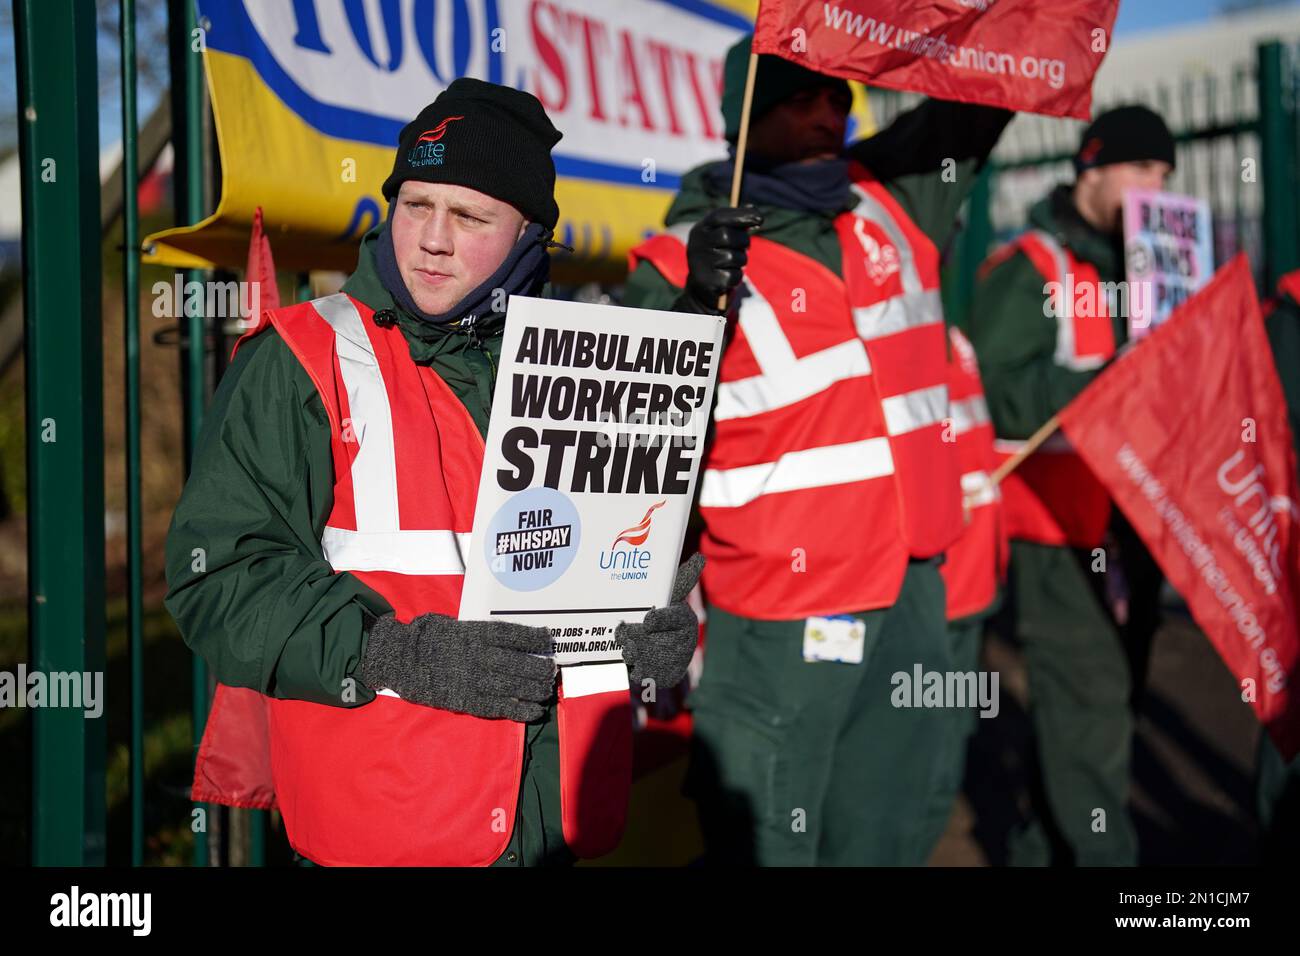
[358,612,557,722]
[617,553,705,688]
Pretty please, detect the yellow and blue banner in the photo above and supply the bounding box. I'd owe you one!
[145,0,767,278]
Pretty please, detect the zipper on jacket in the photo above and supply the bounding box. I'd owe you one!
[462,312,498,396]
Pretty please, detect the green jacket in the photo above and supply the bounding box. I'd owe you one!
[164,222,509,707]
[623,99,1012,310]
[967,183,1128,441]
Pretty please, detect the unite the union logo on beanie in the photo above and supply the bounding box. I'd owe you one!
[383,78,563,229]
[407,116,464,168]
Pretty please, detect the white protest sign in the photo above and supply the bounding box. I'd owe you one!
[458,296,725,666]
[1123,188,1214,339]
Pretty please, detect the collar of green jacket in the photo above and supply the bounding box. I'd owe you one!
[339,220,503,436]
[342,220,507,361]
[1027,183,1125,281]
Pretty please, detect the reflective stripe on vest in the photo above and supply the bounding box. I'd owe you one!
[631,167,961,618]
[310,294,473,576]
[951,395,990,435]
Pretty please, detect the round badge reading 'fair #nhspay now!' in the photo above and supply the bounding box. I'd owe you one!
[486,486,582,591]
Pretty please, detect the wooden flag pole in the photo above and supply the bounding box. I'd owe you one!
[989,413,1062,485]
[718,50,760,311]
[728,51,760,206]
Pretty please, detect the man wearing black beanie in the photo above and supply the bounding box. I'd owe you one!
[966,104,1176,866]
[164,78,702,867]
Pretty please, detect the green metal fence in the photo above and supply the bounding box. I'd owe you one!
[918,40,1300,325]
[17,0,107,868]
[16,0,235,866]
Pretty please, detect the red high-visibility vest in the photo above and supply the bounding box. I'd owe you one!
[941,326,1007,620]
[979,229,1115,548]
[192,293,632,865]
[629,163,962,619]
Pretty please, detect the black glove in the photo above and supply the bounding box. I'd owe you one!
[674,206,764,315]
[358,613,556,722]
[617,552,705,689]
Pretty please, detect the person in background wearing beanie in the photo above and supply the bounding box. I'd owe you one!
[966,105,1176,866]
[624,35,1011,865]
[164,79,702,867]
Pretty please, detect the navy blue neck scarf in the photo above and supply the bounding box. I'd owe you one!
[704,153,854,215]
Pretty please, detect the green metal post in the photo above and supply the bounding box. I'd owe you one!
[249,809,265,867]
[169,0,211,866]
[121,0,146,868]
[1181,77,1197,200]
[15,0,107,866]
[1294,41,1300,259]
[946,165,993,333]
[1232,66,1246,256]
[1259,41,1300,290]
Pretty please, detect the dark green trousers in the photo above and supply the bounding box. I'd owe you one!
[686,559,953,865]
[1006,534,1158,866]
[915,606,994,858]
[490,700,573,867]
[1255,734,1300,863]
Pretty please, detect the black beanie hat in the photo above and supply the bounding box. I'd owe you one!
[721,34,851,142]
[382,78,562,229]
[1074,105,1176,176]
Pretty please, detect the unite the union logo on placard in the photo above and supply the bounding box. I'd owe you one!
[598,500,666,581]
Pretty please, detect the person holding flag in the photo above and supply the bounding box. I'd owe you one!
[624,33,1011,865]
[966,105,1176,866]
[164,78,703,867]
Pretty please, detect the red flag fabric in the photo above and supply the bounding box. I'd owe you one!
[752,0,1118,119]
[246,205,280,318]
[1058,254,1300,759]
[191,683,277,810]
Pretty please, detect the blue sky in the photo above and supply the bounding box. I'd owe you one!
[1114,0,1291,38]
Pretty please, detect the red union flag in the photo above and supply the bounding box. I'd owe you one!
[1058,255,1300,759]
[752,0,1118,119]
[243,205,280,325]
